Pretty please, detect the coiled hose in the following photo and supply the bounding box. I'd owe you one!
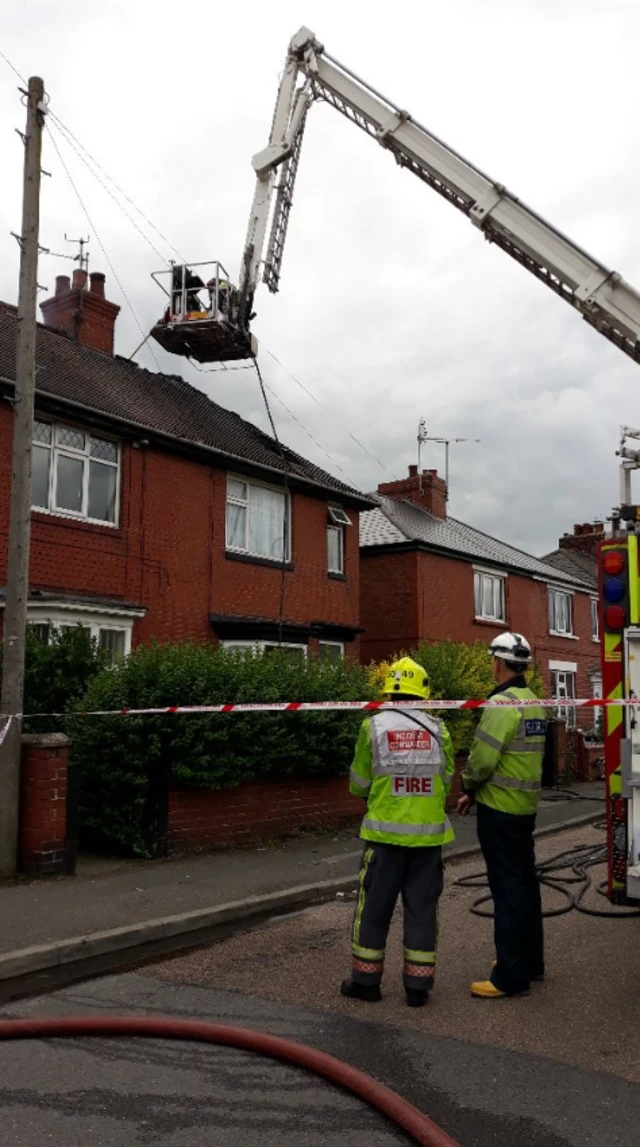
[455,822,640,919]
[0,1016,462,1147]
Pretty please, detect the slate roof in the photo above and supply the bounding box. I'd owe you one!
[360,496,594,588]
[0,302,372,507]
[541,547,598,589]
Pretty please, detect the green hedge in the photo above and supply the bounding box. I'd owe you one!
[413,640,544,755]
[0,625,107,735]
[68,643,374,856]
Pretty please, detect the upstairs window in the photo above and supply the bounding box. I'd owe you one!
[474,570,505,622]
[327,506,352,575]
[548,589,573,636]
[32,419,119,525]
[591,598,600,642]
[226,477,290,562]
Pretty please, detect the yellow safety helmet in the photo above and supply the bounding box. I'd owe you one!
[382,657,430,700]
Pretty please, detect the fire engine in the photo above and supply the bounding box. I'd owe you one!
[148,27,640,902]
[599,431,640,905]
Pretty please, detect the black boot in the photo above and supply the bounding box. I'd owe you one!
[340,978,382,1003]
[405,988,429,1008]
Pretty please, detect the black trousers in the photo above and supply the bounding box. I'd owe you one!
[476,802,544,995]
[350,842,444,992]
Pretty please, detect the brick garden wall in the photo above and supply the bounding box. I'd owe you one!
[19,733,71,875]
[168,777,364,853]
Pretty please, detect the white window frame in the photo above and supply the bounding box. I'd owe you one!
[319,640,345,660]
[327,506,352,576]
[327,524,345,574]
[548,587,574,637]
[32,418,121,527]
[225,475,291,563]
[591,671,603,732]
[220,639,308,658]
[591,597,600,642]
[550,664,577,728]
[473,567,506,623]
[22,602,144,658]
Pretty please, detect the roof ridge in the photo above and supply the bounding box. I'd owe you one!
[0,303,371,504]
[369,495,593,587]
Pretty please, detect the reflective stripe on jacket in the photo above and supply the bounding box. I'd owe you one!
[349,710,455,847]
[462,679,546,816]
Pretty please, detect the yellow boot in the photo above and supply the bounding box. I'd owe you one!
[470,980,507,999]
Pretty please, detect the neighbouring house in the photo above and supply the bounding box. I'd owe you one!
[543,521,602,732]
[0,269,374,659]
[359,465,601,728]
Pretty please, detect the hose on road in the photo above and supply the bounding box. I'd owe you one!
[0,1015,462,1147]
[455,831,640,920]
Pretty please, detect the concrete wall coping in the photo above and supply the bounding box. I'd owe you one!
[21,733,70,748]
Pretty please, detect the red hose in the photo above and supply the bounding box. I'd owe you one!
[0,1016,461,1147]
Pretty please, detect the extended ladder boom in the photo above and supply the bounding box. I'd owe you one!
[239,26,640,365]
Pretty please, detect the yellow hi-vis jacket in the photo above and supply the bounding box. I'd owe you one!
[349,709,455,846]
[462,678,546,816]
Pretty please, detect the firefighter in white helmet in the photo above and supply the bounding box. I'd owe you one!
[457,632,547,999]
[341,657,455,1008]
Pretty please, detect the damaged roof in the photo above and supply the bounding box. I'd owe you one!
[0,302,373,508]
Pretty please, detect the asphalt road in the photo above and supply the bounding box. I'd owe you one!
[1,817,637,1147]
[0,955,638,1147]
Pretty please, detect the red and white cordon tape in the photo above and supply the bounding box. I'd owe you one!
[0,696,633,735]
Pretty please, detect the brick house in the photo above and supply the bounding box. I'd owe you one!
[0,270,374,658]
[359,466,601,726]
[543,522,601,730]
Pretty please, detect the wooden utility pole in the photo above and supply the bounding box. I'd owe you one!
[0,77,46,879]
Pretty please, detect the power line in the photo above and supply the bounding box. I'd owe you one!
[257,340,397,481]
[0,47,25,84]
[253,358,288,646]
[46,122,163,372]
[49,110,187,265]
[49,118,168,265]
[262,378,358,487]
[4,61,394,487]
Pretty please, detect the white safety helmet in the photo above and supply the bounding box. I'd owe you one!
[488,632,532,664]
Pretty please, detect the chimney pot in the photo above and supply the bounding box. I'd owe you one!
[41,266,121,355]
[408,464,418,477]
[90,271,105,299]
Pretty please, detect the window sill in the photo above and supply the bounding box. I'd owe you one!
[549,631,579,640]
[31,508,120,532]
[225,551,294,572]
[474,616,507,627]
[328,571,347,581]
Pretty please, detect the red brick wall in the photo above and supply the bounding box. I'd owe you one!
[358,549,419,662]
[0,402,361,649]
[360,547,600,724]
[168,777,363,852]
[19,733,70,875]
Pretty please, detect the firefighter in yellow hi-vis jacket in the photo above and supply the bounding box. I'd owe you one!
[458,632,546,999]
[341,657,455,1008]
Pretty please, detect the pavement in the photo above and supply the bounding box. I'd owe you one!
[1,819,639,1147]
[0,783,605,988]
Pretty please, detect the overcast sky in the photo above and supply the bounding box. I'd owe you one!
[1,0,639,556]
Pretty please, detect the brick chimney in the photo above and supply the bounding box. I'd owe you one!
[40,270,121,355]
[558,521,605,557]
[378,465,447,519]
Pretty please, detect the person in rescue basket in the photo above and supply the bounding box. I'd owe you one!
[341,657,455,1008]
[457,632,546,999]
